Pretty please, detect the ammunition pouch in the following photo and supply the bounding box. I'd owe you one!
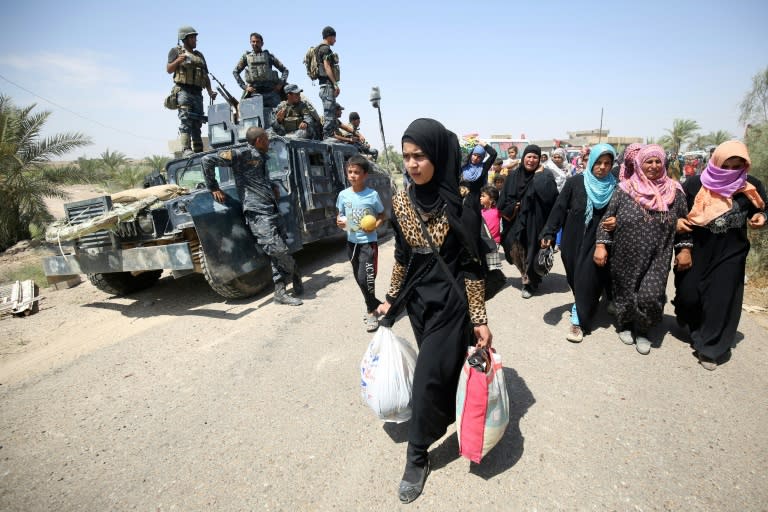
[164,85,181,110]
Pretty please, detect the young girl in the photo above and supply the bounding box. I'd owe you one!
[480,185,501,244]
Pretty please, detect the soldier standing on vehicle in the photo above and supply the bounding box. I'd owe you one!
[316,26,340,139]
[233,32,289,126]
[167,26,217,155]
[271,84,321,139]
[201,127,304,306]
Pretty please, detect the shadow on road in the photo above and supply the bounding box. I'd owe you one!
[381,368,535,479]
[80,239,348,319]
[468,367,535,479]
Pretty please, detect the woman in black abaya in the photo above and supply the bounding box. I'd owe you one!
[377,118,492,504]
[674,140,767,370]
[498,144,559,298]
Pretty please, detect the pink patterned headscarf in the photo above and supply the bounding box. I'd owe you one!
[619,143,643,181]
[619,144,682,211]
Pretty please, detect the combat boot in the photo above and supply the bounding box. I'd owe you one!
[274,282,303,306]
[292,269,304,296]
[191,136,204,154]
[179,133,193,156]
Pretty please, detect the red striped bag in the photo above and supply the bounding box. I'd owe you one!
[455,347,510,463]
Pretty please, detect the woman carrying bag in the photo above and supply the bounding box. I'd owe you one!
[377,118,492,504]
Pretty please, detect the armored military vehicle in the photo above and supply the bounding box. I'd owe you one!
[43,95,394,299]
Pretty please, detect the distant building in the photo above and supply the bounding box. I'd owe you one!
[533,129,643,153]
[167,137,210,158]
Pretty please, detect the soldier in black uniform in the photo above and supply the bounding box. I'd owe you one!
[167,26,217,155]
[201,127,303,306]
[233,33,289,127]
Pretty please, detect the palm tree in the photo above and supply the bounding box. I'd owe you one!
[144,154,170,172]
[664,119,700,155]
[100,148,127,174]
[0,95,91,250]
[707,130,733,146]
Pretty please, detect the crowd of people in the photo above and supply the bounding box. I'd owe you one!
[175,26,767,500]
[166,25,377,160]
[360,121,767,502]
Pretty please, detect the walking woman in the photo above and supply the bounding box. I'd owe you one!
[460,142,497,205]
[498,144,559,298]
[673,141,767,370]
[594,144,692,354]
[377,118,492,503]
[540,143,618,342]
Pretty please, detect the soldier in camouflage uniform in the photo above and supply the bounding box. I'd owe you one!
[201,127,303,306]
[316,26,341,139]
[271,84,321,139]
[167,26,217,155]
[233,33,289,127]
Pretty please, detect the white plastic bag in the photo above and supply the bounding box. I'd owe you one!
[360,326,418,423]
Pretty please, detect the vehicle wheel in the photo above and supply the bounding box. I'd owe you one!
[200,252,269,299]
[87,270,163,296]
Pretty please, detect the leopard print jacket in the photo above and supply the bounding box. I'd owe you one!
[386,190,487,325]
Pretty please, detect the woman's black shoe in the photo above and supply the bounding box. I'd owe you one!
[398,459,430,504]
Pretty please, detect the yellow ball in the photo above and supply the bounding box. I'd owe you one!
[360,214,377,232]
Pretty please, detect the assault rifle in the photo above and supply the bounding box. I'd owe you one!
[209,73,239,110]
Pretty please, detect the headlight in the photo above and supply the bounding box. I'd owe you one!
[137,213,155,234]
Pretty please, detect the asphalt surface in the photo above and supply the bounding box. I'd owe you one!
[1,236,766,511]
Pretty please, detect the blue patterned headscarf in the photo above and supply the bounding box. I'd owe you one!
[583,143,617,225]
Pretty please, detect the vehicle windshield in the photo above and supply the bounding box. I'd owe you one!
[176,163,223,190]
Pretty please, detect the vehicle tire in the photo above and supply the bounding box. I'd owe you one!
[200,252,269,299]
[87,270,163,296]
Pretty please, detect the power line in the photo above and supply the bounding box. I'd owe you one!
[0,73,164,142]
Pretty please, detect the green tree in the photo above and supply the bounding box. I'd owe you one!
[0,95,91,250]
[739,66,768,125]
[689,130,732,151]
[112,164,149,190]
[663,119,700,155]
[745,124,768,183]
[100,148,127,174]
[144,154,170,172]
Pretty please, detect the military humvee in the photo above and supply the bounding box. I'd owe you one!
[42,95,394,299]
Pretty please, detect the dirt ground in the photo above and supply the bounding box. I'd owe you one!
[0,188,767,510]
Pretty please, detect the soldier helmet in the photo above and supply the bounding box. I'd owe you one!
[178,26,198,41]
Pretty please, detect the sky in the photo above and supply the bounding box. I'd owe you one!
[0,0,766,160]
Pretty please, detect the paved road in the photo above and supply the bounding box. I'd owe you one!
[1,237,766,511]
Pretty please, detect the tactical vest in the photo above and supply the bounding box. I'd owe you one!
[279,101,319,132]
[316,44,341,81]
[245,51,278,85]
[173,49,207,88]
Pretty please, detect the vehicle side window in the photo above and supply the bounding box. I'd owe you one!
[267,140,290,180]
[307,152,327,177]
[177,164,225,190]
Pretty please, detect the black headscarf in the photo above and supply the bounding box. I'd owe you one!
[402,118,481,262]
[512,144,541,198]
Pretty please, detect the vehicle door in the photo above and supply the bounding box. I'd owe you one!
[330,145,394,221]
[288,139,345,244]
[169,154,267,285]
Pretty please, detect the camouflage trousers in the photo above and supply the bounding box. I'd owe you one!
[319,84,337,138]
[244,210,297,285]
[177,85,206,151]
